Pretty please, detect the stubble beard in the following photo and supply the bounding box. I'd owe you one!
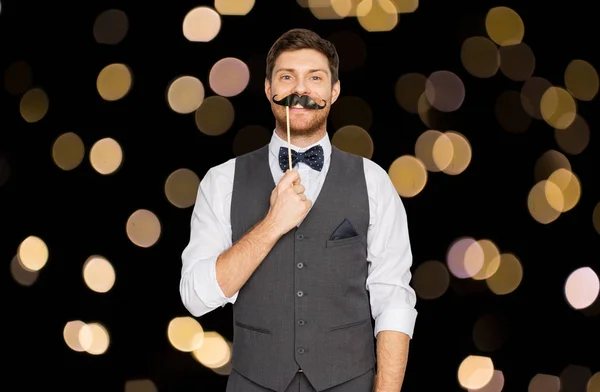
[274,107,329,139]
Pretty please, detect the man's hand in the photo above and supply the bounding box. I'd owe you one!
[265,169,312,236]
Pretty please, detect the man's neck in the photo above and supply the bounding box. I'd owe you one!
[275,126,327,148]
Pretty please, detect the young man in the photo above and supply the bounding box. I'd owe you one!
[180,28,417,392]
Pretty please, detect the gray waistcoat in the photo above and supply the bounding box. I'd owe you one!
[230,144,375,392]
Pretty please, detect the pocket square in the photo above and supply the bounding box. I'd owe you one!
[329,218,359,240]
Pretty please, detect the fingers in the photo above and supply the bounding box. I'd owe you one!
[292,183,305,195]
[280,169,300,188]
[279,169,300,186]
[299,193,307,201]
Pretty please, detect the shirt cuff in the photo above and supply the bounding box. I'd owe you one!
[374,308,418,339]
[193,256,238,308]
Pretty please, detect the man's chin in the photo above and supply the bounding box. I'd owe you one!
[290,121,325,136]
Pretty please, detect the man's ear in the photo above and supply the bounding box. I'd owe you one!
[330,80,341,105]
[265,78,271,101]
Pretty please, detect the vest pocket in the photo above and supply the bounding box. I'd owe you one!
[328,318,370,332]
[326,234,363,248]
[235,321,272,334]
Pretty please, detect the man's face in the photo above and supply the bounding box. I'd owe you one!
[265,48,340,138]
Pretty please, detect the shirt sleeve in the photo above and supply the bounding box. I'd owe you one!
[180,158,238,317]
[363,158,418,339]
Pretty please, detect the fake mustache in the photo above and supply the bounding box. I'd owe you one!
[272,93,327,110]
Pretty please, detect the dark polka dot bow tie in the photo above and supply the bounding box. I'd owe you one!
[279,145,324,172]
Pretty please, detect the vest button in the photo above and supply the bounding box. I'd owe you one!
[297,262,304,269]
[297,348,305,354]
[297,234,304,240]
[296,290,304,297]
[297,319,305,326]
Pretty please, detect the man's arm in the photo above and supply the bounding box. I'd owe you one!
[181,164,305,317]
[180,161,284,316]
[180,163,239,317]
[215,217,281,297]
[363,159,418,392]
[374,331,410,392]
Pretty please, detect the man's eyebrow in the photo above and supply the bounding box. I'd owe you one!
[275,68,296,74]
[275,68,328,74]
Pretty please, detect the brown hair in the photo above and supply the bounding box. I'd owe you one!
[266,28,339,84]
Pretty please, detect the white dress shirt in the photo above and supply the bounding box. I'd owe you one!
[180,130,418,339]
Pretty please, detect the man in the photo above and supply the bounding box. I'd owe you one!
[180,28,417,392]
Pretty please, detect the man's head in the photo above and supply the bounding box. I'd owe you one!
[265,28,341,140]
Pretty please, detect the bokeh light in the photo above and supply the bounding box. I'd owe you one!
[330,96,373,130]
[486,253,523,295]
[209,58,250,97]
[97,63,133,101]
[529,373,560,392]
[414,130,454,172]
[20,87,49,122]
[167,76,205,114]
[388,155,427,198]
[125,379,158,392]
[499,42,535,81]
[93,9,128,44]
[168,316,205,352]
[458,355,495,390]
[540,87,577,130]
[588,373,600,392]
[52,132,85,171]
[90,137,123,175]
[521,76,552,120]
[554,114,590,155]
[10,255,39,286]
[468,370,504,392]
[460,36,500,78]
[442,131,471,175]
[564,267,599,310]
[17,235,48,271]
[331,125,374,158]
[79,322,110,355]
[395,72,427,113]
[126,209,161,248]
[215,0,255,15]
[425,70,465,112]
[165,168,201,208]
[194,96,235,136]
[447,237,481,279]
[485,6,524,46]
[412,260,450,299]
[564,59,599,101]
[192,331,231,368]
[356,0,399,32]
[183,7,221,42]
[83,255,116,293]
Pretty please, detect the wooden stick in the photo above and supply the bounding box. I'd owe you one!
[286,105,292,171]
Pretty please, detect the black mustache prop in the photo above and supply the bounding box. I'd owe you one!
[272,94,327,110]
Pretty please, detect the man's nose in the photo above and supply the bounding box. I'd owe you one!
[292,80,310,95]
